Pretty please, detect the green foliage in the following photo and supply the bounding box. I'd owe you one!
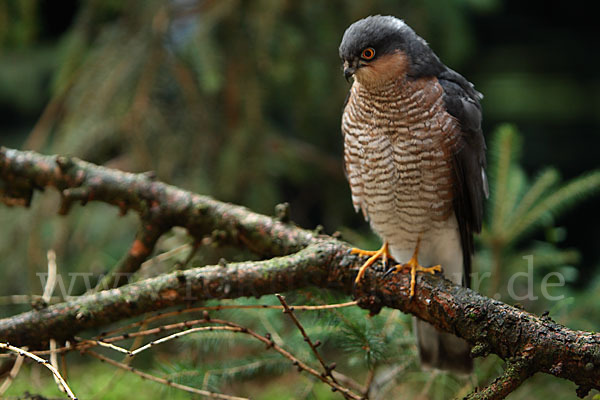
[478,124,600,300]
[487,124,600,246]
[338,320,388,368]
[159,355,288,394]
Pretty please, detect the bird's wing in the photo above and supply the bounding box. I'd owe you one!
[438,69,488,287]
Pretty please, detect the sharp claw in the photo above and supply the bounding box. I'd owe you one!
[383,265,397,278]
[352,242,394,285]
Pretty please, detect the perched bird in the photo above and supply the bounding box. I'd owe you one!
[339,15,488,373]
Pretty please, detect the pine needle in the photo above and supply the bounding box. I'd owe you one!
[508,170,600,242]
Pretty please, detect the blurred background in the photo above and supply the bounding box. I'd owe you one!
[0,0,599,399]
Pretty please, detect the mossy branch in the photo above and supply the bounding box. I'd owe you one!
[1,147,599,398]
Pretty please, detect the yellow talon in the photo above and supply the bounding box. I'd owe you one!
[353,237,442,297]
[406,259,442,298]
[393,237,442,297]
[352,241,393,283]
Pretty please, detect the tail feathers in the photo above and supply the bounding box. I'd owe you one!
[414,318,472,374]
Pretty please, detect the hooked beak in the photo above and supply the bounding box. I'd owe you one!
[344,67,356,82]
[343,60,357,82]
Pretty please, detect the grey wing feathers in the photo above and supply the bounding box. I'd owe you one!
[438,68,488,287]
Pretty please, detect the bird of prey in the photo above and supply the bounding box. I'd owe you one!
[339,15,488,373]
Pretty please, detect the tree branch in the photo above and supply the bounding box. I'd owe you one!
[465,360,533,400]
[1,147,599,398]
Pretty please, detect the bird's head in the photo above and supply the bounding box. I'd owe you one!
[339,15,442,86]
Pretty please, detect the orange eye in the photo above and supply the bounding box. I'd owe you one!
[361,47,375,60]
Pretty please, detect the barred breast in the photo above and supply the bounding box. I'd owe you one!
[342,76,461,256]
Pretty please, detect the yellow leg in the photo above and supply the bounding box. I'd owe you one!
[390,237,442,297]
[352,241,393,284]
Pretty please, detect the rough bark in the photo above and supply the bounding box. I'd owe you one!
[1,147,599,398]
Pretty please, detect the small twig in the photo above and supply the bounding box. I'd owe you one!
[129,326,242,357]
[86,350,248,400]
[0,341,78,359]
[94,223,165,291]
[276,294,336,381]
[93,340,132,355]
[363,367,376,398]
[43,250,57,303]
[465,360,533,400]
[104,316,362,399]
[140,242,192,271]
[0,295,60,305]
[122,318,149,365]
[174,241,199,270]
[101,317,223,343]
[332,370,367,395]
[1,318,226,358]
[97,301,357,339]
[0,301,358,360]
[0,350,25,395]
[49,339,63,392]
[258,312,285,346]
[46,251,66,393]
[0,342,77,399]
[225,320,362,399]
[89,321,151,400]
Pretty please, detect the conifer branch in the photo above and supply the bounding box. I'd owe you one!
[1,147,600,398]
[276,294,338,381]
[465,360,533,400]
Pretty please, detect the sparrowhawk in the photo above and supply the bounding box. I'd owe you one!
[339,15,488,373]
